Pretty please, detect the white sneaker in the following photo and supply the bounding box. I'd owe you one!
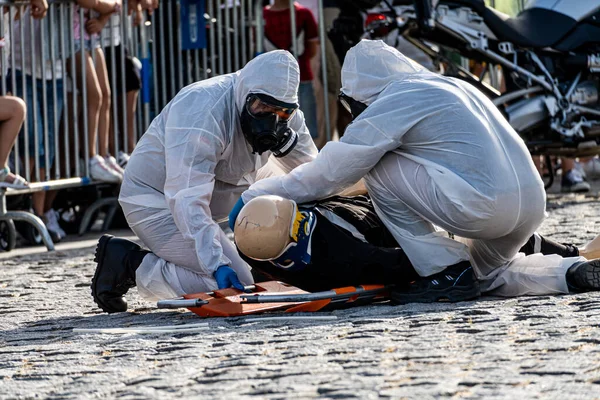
[61,208,76,225]
[44,209,66,239]
[53,210,67,238]
[90,155,122,183]
[582,158,600,181]
[104,155,125,178]
[117,151,130,168]
[561,169,591,193]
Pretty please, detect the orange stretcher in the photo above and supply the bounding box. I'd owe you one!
[156,281,391,317]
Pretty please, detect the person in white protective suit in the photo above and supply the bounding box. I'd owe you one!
[235,40,600,303]
[90,51,318,313]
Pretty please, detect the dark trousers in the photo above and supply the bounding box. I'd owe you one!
[519,233,579,258]
[244,196,418,292]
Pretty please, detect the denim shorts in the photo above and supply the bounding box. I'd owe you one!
[73,39,102,53]
[7,70,64,170]
[299,81,318,139]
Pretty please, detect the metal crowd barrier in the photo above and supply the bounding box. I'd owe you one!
[0,0,332,252]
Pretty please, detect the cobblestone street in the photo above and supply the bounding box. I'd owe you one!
[1,192,600,399]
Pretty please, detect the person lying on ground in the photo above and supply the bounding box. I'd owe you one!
[90,51,318,313]
[233,194,600,297]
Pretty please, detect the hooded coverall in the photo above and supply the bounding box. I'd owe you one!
[119,51,318,300]
[242,40,584,297]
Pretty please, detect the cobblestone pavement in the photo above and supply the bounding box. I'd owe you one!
[1,193,600,399]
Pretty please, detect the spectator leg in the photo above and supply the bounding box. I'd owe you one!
[108,101,118,156]
[43,190,58,214]
[0,96,26,174]
[31,167,47,218]
[70,51,102,158]
[32,192,46,217]
[126,89,139,151]
[93,48,111,158]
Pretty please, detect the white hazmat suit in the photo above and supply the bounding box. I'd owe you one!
[119,51,318,300]
[242,40,584,297]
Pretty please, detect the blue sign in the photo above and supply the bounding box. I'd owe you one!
[142,58,151,104]
[180,0,206,50]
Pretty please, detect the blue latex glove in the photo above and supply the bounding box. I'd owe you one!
[228,197,245,231]
[214,265,245,290]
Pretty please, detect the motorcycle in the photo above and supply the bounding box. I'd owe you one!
[365,0,600,188]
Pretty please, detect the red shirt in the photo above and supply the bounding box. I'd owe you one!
[263,4,319,81]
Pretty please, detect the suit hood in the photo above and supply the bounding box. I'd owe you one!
[235,50,300,111]
[342,40,433,105]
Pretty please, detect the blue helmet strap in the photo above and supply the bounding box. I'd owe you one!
[269,210,317,271]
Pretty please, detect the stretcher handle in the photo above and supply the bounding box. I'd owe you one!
[156,284,257,309]
[157,298,209,309]
[240,285,391,304]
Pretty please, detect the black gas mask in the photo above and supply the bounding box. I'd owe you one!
[240,93,299,157]
[339,91,368,120]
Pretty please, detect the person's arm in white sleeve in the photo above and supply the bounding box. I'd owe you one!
[241,109,403,205]
[268,109,318,174]
[163,114,231,276]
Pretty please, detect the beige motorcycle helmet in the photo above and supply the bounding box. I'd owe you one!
[233,195,315,267]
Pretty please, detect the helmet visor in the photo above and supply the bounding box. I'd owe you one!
[246,94,297,121]
[338,92,368,119]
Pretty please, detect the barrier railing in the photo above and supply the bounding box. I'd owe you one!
[0,0,331,252]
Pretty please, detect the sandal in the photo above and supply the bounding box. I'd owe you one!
[0,166,29,189]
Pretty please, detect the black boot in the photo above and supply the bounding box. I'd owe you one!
[566,259,600,292]
[391,261,481,304]
[520,233,579,257]
[91,234,150,313]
